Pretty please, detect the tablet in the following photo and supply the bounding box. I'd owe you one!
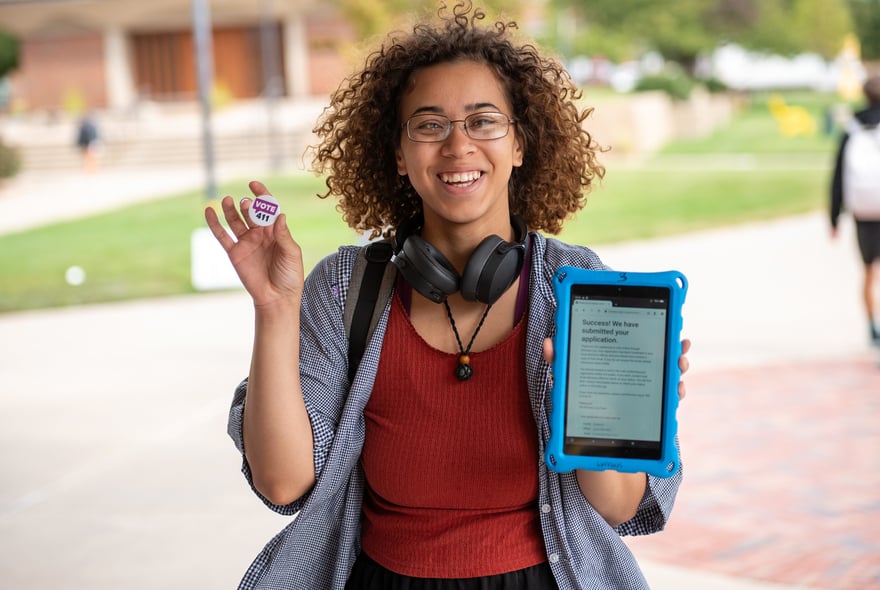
[545,267,688,478]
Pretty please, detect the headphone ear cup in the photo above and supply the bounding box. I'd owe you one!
[460,235,524,304]
[394,235,460,303]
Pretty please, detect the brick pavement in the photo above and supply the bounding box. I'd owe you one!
[626,354,880,590]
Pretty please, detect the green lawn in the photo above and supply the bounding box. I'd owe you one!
[0,174,356,313]
[0,91,841,314]
[559,165,827,245]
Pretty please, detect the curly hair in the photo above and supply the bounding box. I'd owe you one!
[311,1,604,236]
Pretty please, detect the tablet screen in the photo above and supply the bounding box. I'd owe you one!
[563,283,671,460]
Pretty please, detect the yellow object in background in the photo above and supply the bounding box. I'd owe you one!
[837,33,863,102]
[767,94,817,137]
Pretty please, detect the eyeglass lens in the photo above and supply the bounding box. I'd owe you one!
[406,112,510,142]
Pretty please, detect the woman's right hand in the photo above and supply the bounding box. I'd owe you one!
[208,181,315,504]
[204,180,304,308]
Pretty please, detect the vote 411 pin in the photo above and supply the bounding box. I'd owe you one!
[248,194,281,226]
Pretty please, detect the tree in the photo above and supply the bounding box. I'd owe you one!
[332,0,525,39]
[0,30,21,179]
[711,0,795,55]
[552,0,719,70]
[848,0,880,60]
[548,0,854,73]
[732,0,853,59]
[790,0,853,59]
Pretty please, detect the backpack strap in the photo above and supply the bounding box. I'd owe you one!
[344,239,396,383]
[846,117,880,138]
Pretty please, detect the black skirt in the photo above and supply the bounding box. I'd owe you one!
[345,552,560,590]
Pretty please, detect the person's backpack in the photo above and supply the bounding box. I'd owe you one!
[343,240,396,382]
[76,118,98,148]
[842,119,880,219]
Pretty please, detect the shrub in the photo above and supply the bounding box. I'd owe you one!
[634,68,696,101]
[702,77,728,93]
[0,138,21,179]
[0,29,19,79]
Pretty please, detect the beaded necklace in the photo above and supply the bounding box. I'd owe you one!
[443,301,493,381]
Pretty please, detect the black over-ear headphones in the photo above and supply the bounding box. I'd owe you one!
[391,214,528,305]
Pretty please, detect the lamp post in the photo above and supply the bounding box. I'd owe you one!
[190,0,240,291]
[192,0,216,201]
[261,0,283,171]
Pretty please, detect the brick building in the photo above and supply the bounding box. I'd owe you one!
[0,0,356,113]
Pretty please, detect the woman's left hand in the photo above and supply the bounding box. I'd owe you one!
[677,338,691,400]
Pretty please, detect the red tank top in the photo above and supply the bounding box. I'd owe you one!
[360,294,546,578]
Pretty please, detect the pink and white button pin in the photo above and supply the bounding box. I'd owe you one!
[248,194,281,227]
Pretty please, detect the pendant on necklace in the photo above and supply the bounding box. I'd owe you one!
[445,300,491,383]
[455,354,474,381]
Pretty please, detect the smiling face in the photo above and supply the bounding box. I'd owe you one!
[395,60,523,235]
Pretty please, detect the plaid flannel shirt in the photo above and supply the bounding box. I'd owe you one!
[228,232,682,589]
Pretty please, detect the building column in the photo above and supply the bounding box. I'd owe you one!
[104,27,135,111]
[283,14,309,98]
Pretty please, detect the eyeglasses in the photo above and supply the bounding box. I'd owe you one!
[402,112,516,143]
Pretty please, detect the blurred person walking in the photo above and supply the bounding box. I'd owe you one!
[75,110,101,174]
[830,75,880,346]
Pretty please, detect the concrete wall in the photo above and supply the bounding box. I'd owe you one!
[0,0,345,112]
[586,89,739,159]
[0,91,739,173]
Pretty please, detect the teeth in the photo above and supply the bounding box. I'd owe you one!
[440,171,481,184]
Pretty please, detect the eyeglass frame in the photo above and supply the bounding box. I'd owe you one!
[401,111,517,143]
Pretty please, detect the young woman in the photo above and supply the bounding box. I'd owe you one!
[205,3,690,589]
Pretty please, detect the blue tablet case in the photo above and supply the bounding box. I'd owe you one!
[545,267,688,478]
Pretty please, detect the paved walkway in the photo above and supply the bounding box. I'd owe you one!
[577,209,880,589]
[628,358,880,589]
[0,165,877,589]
